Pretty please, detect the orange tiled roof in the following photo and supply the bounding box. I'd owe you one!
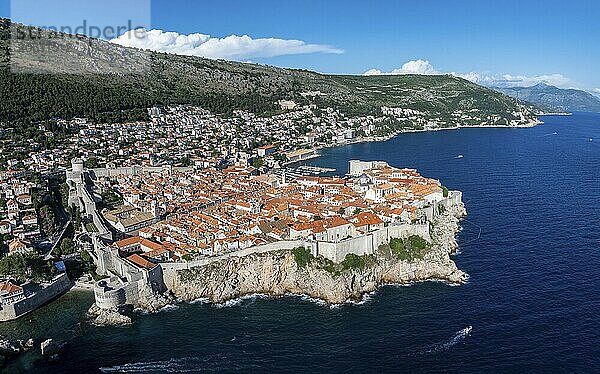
[127,254,158,270]
[0,281,23,294]
[353,212,384,227]
[115,236,143,248]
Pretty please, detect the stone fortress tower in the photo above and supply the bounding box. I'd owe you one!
[66,158,85,208]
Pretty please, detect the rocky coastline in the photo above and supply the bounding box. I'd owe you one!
[168,203,468,306]
[85,204,468,327]
[0,337,34,368]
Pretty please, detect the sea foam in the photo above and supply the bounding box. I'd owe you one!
[417,326,473,355]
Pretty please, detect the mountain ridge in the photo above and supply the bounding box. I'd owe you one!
[494,83,600,113]
[1,18,537,126]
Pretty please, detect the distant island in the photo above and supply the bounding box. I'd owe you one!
[494,83,600,113]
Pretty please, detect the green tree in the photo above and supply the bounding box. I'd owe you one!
[59,237,76,256]
[390,238,410,261]
[39,205,57,235]
[60,182,70,208]
[0,234,9,254]
[101,189,123,206]
[341,254,375,271]
[252,157,265,169]
[407,235,429,251]
[291,247,313,268]
[80,250,92,263]
[0,253,54,283]
[85,157,100,169]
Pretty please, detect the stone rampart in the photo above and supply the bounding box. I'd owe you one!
[0,274,72,322]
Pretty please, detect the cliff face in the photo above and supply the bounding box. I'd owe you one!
[169,205,468,305]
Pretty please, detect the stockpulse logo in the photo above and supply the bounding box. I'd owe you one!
[9,0,152,74]
[9,20,152,75]
[12,20,147,44]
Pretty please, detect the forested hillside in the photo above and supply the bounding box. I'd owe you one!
[0,18,535,125]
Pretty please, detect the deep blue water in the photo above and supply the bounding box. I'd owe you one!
[18,113,600,373]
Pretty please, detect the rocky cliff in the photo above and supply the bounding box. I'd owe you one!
[168,204,468,305]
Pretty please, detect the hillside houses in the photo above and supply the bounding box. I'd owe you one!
[0,177,42,242]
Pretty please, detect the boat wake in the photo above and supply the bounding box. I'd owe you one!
[99,353,261,373]
[416,326,473,355]
[100,356,211,373]
[541,132,559,137]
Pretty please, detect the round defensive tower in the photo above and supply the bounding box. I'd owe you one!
[72,158,84,173]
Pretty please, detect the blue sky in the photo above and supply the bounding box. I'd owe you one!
[2,0,599,92]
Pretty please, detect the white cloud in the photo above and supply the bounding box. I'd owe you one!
[363,59,439,76]
[393,60,439,75]
[363,68,383,76]
[111,29,343,60]
[451,71,482,83]
[364,60,585,90]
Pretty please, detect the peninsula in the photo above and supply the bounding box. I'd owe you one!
[0,18,516,326]
[63,158,467,324]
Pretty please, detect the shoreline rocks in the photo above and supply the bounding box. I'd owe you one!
[137,287,177,313]
[87,304,133,327]
[0,336,35,368]
[168,204,469,306]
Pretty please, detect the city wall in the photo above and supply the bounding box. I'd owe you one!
[423,191,463,221]
[0,273,72,322]
[160,223,432,291]
[315,223,431,263]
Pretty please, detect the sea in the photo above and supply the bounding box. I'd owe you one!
[2,112,599,373]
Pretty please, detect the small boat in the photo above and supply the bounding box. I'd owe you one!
[553,132,558,135]
[455,154,464,159]
[590,138,594,142]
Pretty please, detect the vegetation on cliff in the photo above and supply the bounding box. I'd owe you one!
[291,247,313,269]
[170,204,467,305]
[291,235,429,276]
[341,254,376,271]
[381,235,431,261]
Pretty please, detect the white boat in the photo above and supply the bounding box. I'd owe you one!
[456,154,464,159]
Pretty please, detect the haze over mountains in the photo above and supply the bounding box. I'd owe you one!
[494,83,600,113]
